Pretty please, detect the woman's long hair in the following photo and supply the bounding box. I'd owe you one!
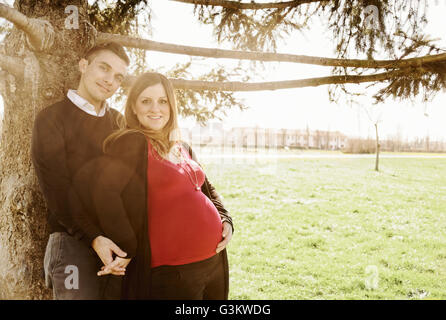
[104,72,180,157]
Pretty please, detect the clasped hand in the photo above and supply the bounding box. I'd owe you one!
[92,236,131,276]
[92,222,232,276]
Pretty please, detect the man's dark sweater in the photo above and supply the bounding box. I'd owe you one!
[31,96,121,246]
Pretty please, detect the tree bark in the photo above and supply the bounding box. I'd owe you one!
[0,3,55,52]
[0,54,25,78]
[0,0,90,299]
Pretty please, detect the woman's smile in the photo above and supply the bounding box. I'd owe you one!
[134,83,171,131]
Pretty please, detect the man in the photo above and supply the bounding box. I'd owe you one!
[31,42,130,299]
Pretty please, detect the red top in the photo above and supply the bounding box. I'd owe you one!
[147,140,223,268]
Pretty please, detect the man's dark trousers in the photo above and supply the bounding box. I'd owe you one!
[44,232,122,300]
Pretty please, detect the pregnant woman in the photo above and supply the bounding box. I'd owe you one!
[91,72,233,299]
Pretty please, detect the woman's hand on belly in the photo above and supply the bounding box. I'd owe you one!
[216,221,233,254]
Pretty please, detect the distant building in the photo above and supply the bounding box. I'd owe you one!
[181,123,348,150]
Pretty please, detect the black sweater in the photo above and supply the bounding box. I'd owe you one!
[78,131,232,299]
[31,97,121,245]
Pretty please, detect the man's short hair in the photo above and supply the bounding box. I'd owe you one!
[83,41,130,66]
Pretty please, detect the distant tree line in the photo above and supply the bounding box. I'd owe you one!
[344,136,446,153]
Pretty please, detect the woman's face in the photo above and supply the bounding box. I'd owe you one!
[133,83,171,131]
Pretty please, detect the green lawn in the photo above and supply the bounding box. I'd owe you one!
[201,155,446,300]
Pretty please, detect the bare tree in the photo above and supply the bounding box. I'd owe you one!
[363,104,383,171]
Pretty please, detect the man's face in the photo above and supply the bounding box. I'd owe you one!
[78,50,128,105]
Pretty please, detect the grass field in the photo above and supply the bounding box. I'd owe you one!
[201,154,446,300]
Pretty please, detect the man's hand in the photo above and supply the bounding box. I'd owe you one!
[98,256,132,276]
[216,221,233,254]
[91,235,127,267]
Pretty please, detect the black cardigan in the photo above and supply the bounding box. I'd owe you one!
[75,131,233,299]
[31,97,121,246]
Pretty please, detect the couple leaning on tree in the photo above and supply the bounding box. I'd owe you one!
[31,42,234,300]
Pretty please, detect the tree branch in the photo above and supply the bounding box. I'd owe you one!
[169,69,407,91]
[0,3,54,51]
[0,53,24,78]
[98,32,446,69]
[172,0,323,10]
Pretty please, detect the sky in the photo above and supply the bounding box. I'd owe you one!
[1,0,446,141]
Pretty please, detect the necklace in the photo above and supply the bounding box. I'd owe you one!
[179,150,201,191]
[168,144,184,164]
[151,142,201,191]
[182,160,201,191]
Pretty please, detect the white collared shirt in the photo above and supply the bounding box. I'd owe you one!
[67,89,109,117]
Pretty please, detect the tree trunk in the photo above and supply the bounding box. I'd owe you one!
[374,123,380,172]
[0,0,90,299]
